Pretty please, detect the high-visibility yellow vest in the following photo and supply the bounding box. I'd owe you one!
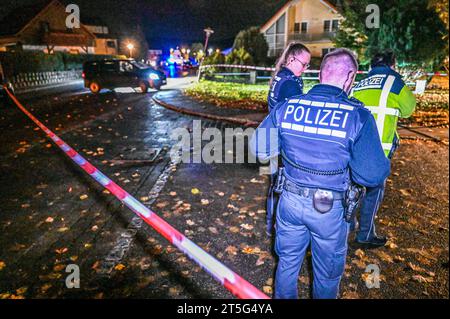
[351,66,416,157]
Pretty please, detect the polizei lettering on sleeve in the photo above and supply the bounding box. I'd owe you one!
[281,100,352,139]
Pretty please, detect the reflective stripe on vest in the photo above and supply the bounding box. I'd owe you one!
[364,75,399,153]
[382,142,393,151]
[376,75,396,139]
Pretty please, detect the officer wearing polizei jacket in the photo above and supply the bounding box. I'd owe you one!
[350,51,416,248]
[251,49,390,299]
[268,42,311,111]
[266,42,311,236]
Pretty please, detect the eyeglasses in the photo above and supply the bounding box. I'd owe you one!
[293,56,310,69]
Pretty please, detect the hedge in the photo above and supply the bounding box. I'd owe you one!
[0,51,126,77]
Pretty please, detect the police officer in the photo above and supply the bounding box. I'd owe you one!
[251,48,390,299]
[266,42,311,236]
[268,42,311,111]
[351,51,416,248]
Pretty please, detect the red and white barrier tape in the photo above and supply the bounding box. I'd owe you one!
[4,87,269,299]
[199,63,369,74]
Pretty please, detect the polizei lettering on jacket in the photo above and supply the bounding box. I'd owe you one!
[281,99,354,139]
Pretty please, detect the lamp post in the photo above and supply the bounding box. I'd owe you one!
[197,27,214,83]
[203,27,214,57]
[127,43,134,59]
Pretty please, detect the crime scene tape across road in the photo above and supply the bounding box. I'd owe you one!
[4,87,269,300]
[199,63,370,74]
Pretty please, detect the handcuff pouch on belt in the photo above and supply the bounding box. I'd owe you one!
[343,183,366,222]
[273,167,285,194]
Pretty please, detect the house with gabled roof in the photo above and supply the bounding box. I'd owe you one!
[260,0,344,58]
[0,0,116,55]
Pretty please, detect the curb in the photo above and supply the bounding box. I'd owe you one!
[152,92,261,128]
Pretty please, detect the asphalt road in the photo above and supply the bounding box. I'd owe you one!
[0,77,233,298]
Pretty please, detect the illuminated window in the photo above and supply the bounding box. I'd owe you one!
[264,13,286,57]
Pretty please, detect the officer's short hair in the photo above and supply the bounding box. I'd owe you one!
[320,48,358,80]
[371,51,396,68]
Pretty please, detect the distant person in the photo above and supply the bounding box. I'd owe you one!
[266,42,311,236]
[351,50,416,248]
[251,48,390,298]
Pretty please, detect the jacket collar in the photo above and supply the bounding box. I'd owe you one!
[279,67,296,77]
[308,84,349,99]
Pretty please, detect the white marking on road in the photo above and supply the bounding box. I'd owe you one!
[98,155,179,275]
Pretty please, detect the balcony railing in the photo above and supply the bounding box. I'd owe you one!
[42,31,94,46]
[288,32,337,42]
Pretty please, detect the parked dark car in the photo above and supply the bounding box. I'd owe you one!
[82,59,167,94]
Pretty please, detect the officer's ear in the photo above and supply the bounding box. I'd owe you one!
[344,70,356,93]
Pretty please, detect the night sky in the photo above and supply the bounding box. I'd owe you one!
[0,0,287,50]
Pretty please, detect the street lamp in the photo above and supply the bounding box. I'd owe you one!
[203,27,214,57]
[127,43,134,58]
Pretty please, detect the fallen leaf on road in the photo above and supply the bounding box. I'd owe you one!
[191,188,200,195]
[40,284,52,293]
[240,223,254,231]
[374,250,394,263]
[228,226,239,233]
[255,255,266,266]
[201,199,210,205]
[399,189,412,197]
[225,245,238,256]
[156,201,168,208]
[169,191,177,196]
[186,220,195,226]
[10,243,26,251]
[351,259,367,269]
[45,217,54,223]
[57,227,69,233]
[140,196,149,202]
[208,227,218,234]
[262,286,272,294]
[55,248,68,254]
[114,264,126,271]
[342,291,360,299]
[16,287,27,295]
[21,204,30,208]
[407,262,427,273]
[250,178,264,184]
[0,261,5,271]
[79,194,88,200]
[412,275,434,283]
[53,264,65,272]
[386,241,398,249]
[355,249,365,259]
[168,286,182,296]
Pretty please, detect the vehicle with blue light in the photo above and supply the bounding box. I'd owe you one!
[82,59,166,94]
